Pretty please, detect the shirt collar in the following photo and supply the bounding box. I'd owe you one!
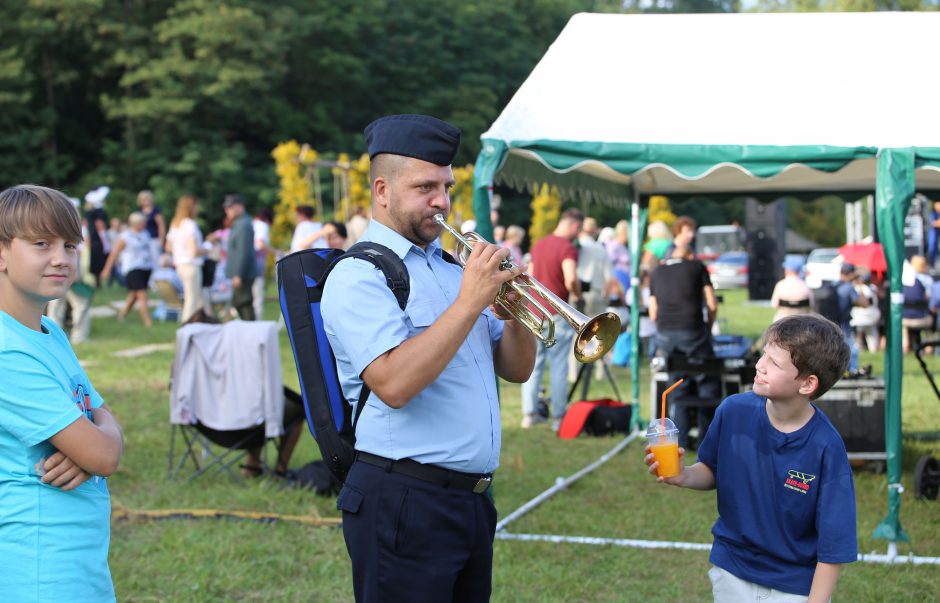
[362,219,443,261]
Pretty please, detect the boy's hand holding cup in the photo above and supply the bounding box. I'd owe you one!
[645,417,684,485]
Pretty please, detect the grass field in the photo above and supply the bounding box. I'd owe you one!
[74,286,940,601]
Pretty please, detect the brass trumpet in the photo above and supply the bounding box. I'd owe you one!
[434,215,621,363]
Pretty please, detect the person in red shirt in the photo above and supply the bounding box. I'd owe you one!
[520,209,583,430]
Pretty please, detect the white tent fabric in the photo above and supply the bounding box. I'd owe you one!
[481,11,940,195]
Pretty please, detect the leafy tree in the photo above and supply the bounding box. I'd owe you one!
[0,0,107,187]
[621,0,740,12]
[0,0,685,223]
[788,195,846,247]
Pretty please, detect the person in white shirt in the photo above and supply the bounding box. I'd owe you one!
[572,217,617,380]
[289,205,324,252]
[344,206,369,248]
[770,257,812,323]
[101,212,154,328]
[165,194,206,323]
[252,208,277,320]
[502,225,525,267]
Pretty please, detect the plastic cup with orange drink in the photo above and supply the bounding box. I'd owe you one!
[646,417,681,478]
[647,377,684,478]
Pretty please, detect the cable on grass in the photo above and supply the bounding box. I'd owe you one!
[111,504,341,527]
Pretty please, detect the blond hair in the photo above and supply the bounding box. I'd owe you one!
[615,219,630,242]
[171,194,198,227]
[0,184,83,244]
[505,224,525,244]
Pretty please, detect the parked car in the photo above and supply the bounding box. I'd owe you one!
[804,247,842,289]
[707,251,748,289]
[696,225,746,262]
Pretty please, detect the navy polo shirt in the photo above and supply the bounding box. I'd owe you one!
[697,392,857,596]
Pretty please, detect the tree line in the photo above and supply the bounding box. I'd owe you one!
[1,0,636,221]
[5,0,929,231]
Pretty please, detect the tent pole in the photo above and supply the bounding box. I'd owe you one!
[629,190,647,432]
[471,140,508,242]
[872,148,914,549]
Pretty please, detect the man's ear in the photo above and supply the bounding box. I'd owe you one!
[372,176,389,210]
[799,374,819,398]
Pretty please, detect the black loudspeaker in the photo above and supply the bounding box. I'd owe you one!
[746,199,787,301]
[813,380,885,455]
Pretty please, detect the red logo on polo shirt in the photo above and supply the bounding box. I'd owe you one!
[784,469,816,494]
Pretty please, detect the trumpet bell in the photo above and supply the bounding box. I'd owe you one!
[574,311,622,363]
[433,213,622,363]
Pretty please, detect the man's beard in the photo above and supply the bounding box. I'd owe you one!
[389,201,442,247]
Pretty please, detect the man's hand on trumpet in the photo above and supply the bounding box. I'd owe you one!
[456,241,518,316]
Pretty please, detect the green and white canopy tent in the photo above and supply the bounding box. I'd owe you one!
[471,11,940,556]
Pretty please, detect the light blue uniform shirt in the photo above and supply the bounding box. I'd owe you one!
[0,313,114,602]
[321,220,504,474]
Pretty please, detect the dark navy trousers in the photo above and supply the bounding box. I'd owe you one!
[337,460,498,602]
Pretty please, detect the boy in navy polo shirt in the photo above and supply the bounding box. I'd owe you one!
[646,314,857,602]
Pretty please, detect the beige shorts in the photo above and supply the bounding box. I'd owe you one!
[708,566,820,603]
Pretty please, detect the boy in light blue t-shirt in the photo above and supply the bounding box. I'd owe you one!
[0,185,124,602]
[646,314,857,603]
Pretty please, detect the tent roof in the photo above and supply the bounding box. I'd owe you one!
[480,12,940,201]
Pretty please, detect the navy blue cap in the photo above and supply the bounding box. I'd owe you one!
[364,114,460,166]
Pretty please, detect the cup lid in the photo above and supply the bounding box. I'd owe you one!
[646,417,679,437]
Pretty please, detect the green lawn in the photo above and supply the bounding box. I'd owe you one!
[76,285,940,601]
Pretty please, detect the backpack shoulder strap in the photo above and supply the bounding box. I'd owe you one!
[441,249,460,266]
[321,242,410,429]
[325,241,410,310]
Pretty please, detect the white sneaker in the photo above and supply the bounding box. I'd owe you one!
[520,414,547,428]
[551,419,561,432]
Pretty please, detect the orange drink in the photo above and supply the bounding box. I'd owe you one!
[650,440,680,478]
[646,415,681,478]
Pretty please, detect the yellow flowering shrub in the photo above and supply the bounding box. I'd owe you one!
[528,183,561,245]
[648,195,676,229]
[271,140,315,247]
[440,164,475,250]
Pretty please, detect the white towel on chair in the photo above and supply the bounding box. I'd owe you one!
[170,321,283,438]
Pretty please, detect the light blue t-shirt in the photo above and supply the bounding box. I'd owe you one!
[0,312,114,602]
[322,220,504,474]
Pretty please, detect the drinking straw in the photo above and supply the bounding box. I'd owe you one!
[660,378,685,439]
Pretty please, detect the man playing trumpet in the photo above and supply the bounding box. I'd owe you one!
[321,114,536,602]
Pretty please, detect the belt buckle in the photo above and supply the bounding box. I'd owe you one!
[472,476,492,494]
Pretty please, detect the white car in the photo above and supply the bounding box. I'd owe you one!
[803,248,842,289]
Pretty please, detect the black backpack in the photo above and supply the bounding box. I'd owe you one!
[277,242,410,484]
[277,242,458,485]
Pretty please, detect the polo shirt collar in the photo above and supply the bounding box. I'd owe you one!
[362,219,444,261]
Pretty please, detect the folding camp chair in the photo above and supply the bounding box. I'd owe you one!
[167,320,295,482]
[168,387,304,483]
[153,279,182,322]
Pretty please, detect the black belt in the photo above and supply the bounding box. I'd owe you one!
[355,452,492,494]
[778,299,810,308]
